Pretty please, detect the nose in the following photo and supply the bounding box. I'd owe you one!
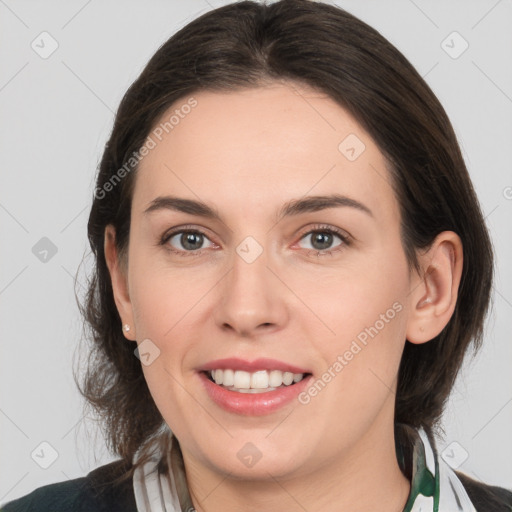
[213,242,289,338]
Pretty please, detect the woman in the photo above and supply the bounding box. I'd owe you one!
[3,0,511,511]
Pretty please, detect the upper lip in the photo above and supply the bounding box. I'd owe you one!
[199,357,311,374]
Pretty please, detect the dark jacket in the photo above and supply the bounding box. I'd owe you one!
[2,459,512,511]
[1,460,136,512]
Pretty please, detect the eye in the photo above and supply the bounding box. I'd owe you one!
[296,225,350,255]
[159,224,350,258]
[160,227,216,256]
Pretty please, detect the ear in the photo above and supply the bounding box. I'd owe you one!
[406,231,463,344]
[104,224,136,341]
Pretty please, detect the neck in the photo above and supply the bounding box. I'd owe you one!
[181,407,411,512]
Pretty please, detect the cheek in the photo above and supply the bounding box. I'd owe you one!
[128,247,213,341]
[300,252,407,338]
[294,263,409,446]
[127,255,214,426]
[305,244,410,383]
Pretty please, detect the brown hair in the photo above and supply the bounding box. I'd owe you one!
[76,0,493,482]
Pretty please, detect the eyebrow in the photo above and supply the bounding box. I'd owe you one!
[143,193,373,221]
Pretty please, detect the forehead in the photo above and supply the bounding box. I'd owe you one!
[132,82,397,222]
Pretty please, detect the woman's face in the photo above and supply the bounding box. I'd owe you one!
[120,82,414,480]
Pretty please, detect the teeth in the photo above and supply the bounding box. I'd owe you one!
[269,370,283,387]
[234,370,251,389]
[282,372,294,385]
[222,369,234,386]
[208,369,305,392]
[251,370,269,389]
[213,369,223,385]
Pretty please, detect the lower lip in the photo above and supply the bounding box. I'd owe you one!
[198,372,313,416]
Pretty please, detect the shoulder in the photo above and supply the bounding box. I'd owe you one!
[0,459,136,512]
[456,470,512,512]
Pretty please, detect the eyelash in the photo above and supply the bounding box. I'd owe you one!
[159,224,351,258]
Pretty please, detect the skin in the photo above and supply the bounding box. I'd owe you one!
[104,80,463,512]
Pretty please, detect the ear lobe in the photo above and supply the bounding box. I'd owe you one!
[406,232,463,344]
[104,224,135,341]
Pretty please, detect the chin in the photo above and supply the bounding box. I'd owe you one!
[197,438,314,481]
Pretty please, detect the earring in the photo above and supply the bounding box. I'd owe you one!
[123,324,131,333]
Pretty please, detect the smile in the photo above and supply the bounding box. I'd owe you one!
[207,369,306,393]
[197,358,313,415]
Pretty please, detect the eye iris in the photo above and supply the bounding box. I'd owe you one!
[181,232,203,250]
[311,232,332,250]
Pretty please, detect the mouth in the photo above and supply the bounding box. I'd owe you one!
[197,358,313,415]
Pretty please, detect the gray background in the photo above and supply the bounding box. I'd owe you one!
[1,0,511,504]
